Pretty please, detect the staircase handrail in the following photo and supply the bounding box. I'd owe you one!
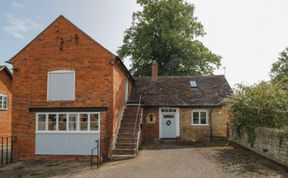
[131,94,142,152]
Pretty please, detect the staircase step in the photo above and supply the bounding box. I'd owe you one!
[110,154,135,161]
[119,128,140,132]
[118,133,137,139]
[115,143,137,149]
[112,149,136,155]
[121,123,137,127]
[116,138,138,144]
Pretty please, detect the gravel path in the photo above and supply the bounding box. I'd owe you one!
[71,148,230,178]
[0,142,287,178]
[70,143,288,178]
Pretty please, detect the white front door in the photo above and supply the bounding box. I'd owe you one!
[161,113,176,138]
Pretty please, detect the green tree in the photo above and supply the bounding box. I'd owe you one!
[271,48,288,89]
[118,0,221,76]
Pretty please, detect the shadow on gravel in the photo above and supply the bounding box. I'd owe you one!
[0,160,91,178]
[209,142,288,177]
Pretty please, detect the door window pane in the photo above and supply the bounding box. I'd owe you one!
[48,114,57,131]
[59,114,67,131]
[69,114,77,131]
[90,114,99,131]
[163,114,174,118]
[38,114,46,131]
[80,114,88,131]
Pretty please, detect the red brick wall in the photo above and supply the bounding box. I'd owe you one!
[142,107,159,142]
[10,16,128,159]
[112,64,129,143]
[0,70,12,138]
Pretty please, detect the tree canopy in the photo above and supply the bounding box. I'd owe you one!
[117,0,221,76]
[270,47,288,89]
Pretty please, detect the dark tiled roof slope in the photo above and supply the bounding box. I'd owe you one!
[128,75,233,107]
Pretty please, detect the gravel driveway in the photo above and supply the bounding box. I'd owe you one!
[0,141,287,178]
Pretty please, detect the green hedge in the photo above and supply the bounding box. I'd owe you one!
[226,82,288,129]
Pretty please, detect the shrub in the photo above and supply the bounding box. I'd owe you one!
[226,82,288,129]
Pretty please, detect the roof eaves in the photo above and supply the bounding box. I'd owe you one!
[115,56,135,84]
[0,66,13,79]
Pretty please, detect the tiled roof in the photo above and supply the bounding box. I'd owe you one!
[128,75,233,107]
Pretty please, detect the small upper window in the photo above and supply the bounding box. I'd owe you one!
[189,80,198,88]
[0,94,8,110]
[47,70,75,101]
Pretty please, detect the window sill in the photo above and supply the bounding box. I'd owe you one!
[47,100,75,102]
[191,124,209,126]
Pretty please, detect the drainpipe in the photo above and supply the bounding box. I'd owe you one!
[209,108,213,142]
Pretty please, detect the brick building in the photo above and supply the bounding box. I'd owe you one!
[9,16,232,161]
[0,66,12,138]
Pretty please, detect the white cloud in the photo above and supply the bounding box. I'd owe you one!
[11,1,23,9]
[3,14,42,39]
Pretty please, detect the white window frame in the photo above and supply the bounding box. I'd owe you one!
[36,112,100,133]
[0,94,8,110]
[191,110,209,126]
[47,70,75,101]
[189,80,198,88]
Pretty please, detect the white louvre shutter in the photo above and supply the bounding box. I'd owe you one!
[48,71,75,101]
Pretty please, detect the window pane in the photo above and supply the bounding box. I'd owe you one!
[69,114,77,131]
[193,112,199,118]
[80,114,88,131]
[201,118,207,124]
[59,114,67,131]
[3,96,7,109]
[193,112,199,124]
[0,96,2,108]
[200,112,207,124]
[90,114,99,131]
[193,118,199,124]
[38,114,46,131]
[48,114,57,131]
[200,112,206,119]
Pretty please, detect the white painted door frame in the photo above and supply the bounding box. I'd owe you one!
[125,78,129,102]
[159,108,180,139]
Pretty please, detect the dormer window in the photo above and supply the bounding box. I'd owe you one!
[189,80,198,88]
[47,70,75,101]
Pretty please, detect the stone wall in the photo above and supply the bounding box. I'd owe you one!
[142,106,229,142]
[231,127,288,167]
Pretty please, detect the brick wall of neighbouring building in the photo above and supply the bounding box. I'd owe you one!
[10,16,131,159]
[0,69,12,138]
[231,127,288,167]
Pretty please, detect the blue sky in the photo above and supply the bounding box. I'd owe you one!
[1,0,288,87]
